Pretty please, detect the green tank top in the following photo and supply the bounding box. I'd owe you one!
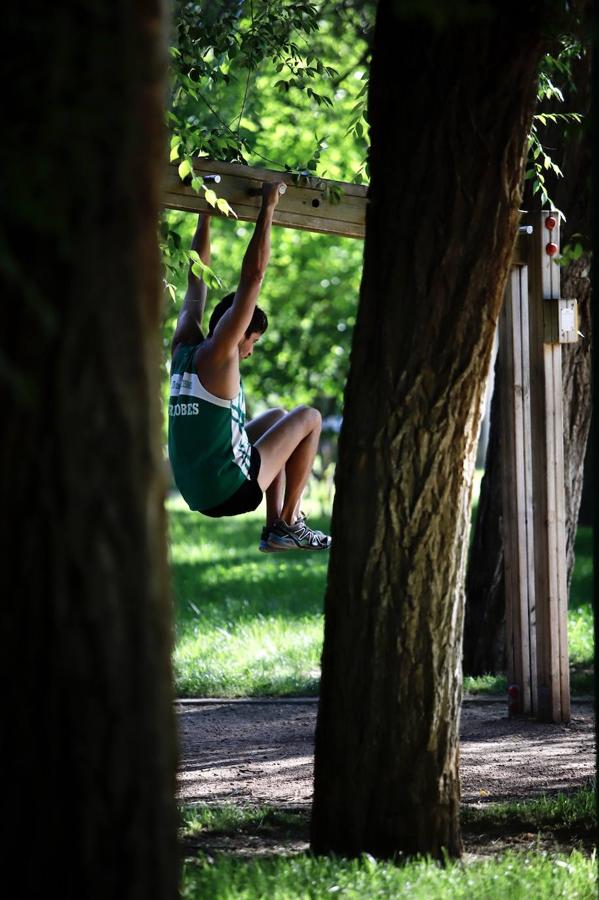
[168,343,252,511]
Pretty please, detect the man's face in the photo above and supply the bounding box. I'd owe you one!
[238,331,262,360]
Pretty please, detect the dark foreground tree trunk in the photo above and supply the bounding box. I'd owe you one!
[1,5,178,898]
[311,1,545,860]
[463,34,592,676]
[462,361,507,675]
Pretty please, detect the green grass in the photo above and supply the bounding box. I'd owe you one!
[169,498,594,699]
[181,805,305,840]
[462,788,597,835]
[179,795,597,897]
[569,527,594,612]
[181,850,597,899]
[169,497,328,696]
[178,795,598,898]
[180,788,597,845]
[463,674,508,695]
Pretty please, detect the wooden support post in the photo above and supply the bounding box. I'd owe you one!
[501,210,572,723]
[527,210,570,723]
[162,158,368,239]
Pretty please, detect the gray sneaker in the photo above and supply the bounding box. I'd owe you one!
[265,515,332,552]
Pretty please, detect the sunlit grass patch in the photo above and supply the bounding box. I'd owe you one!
[174,613,322,696]
[569,605,594,667]
[463,674,507,695]
[181,849,597,899]
[168,498,328,697]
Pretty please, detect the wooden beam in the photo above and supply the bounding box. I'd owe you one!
[162,160,535,272]
[162,158,368,239]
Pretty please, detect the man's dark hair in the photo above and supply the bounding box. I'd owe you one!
[207,292,268,338]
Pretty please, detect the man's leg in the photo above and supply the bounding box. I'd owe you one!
[254,406,330,550]
[246,408,286,526]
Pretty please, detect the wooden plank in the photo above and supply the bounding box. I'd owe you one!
[500,274,526,708]
[517,263,538,716]
[162,158,368,239]
[544,343,563,718]
[510,267,532,713]
[499,261,539,716]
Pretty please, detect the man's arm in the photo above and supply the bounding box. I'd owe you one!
[171,213,211,355]
[209,182,281,359]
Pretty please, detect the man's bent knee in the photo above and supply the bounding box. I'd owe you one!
[291,405,322,431]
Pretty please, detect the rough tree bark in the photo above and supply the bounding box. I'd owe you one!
[311,1,546,860]
[463,31,592,676]
[462,365,507,675]
[1,4,179,898]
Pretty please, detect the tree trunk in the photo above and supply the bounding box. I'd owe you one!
[463,34,592,676]
[311,1,544,860]
[562,259,592,576]
[462,358,507,675]
[1,5,179,898]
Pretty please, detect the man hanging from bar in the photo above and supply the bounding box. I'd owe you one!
[168,182,331,552]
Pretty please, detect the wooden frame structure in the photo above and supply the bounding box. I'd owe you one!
[499,210,577,723]
[162,161,575,723]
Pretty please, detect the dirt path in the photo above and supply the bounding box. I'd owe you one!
[176,698,595,809]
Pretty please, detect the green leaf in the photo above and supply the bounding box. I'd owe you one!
[178,159,192,180]
[216,197,238,218]
[204,188,218,207]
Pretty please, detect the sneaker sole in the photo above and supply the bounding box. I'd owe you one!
[258,543,289,553]
[266,536,331,552]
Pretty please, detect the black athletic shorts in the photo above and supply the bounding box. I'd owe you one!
[200,445,263,518]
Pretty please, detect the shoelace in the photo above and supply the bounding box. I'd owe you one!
[294,512,326,539]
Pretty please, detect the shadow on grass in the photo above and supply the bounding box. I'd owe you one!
[179,788,597,859]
